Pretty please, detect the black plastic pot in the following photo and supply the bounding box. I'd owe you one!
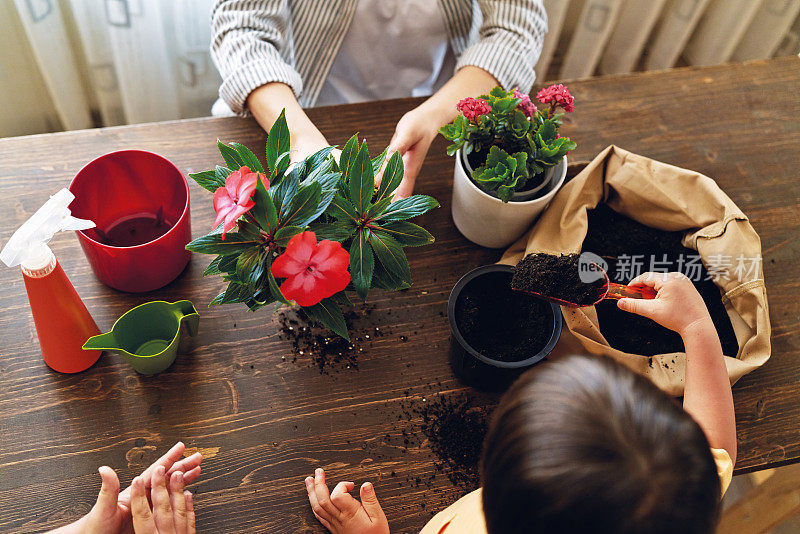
[447,264,562,391]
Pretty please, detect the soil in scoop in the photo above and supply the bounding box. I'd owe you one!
[582,204,739,356]
[511,253,606,305]
[454,270,553,362]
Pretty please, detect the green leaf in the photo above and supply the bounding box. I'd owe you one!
[376,195,439,222]
[252,187,278,234]
[281,181,321,228]
[349,229,374,301]
[271,171,299,214]
[366,196,392,219]
[265,253,289,304]
[238,220,263,239]
[309,221,357,242]
[212,282,248,305]
[218,254,239,273]
[274,225,307,247]
[348,141,374,215]
[536,119,557,143]
[265,109,290,174]
[305,297,350,341]
[339,135,360,186]
[303,146,336,178]
[326,193,359,223]
[189,170,224,193]
[371,147,388,175]
[302,171,341,223]
[215,165,232,186]
[186,232,259,255]
[378,221,434,247]
[371,261,410,291]
[368,229,411,287]
[203,255,224,276]
[217,140,244,170]
[236,247,262,284]
[231,142,265,174]
[375,151,404,203]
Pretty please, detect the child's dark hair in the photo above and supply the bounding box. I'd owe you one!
[481,355,721,534]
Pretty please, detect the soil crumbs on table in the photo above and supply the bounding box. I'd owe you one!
[455,270,553,361]
[512,253,605,305]
[397,393,493,491]
[277,305,385,374]
[582,204,739,356]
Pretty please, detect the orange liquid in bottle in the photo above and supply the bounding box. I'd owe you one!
[23,258,101,373]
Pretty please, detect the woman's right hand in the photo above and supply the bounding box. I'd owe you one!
[617,272,713,336]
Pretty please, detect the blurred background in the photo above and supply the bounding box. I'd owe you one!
[1,0,800,138]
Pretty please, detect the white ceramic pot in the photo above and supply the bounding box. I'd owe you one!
[451,150,567,249]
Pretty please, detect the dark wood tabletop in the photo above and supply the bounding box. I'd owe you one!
[1,56,798,533]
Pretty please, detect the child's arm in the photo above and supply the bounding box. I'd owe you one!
[305,468,389,534]
[618,272,737,463]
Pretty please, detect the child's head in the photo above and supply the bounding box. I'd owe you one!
[481,355,721,534]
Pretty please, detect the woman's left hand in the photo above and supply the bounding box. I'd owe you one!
[385,106,441,199]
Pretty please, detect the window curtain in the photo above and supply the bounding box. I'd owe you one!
[0,0,220,137]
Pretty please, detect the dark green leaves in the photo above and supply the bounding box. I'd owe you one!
[305,297,349,341]
[265,109,290,175]
[327,193,359,223]
[186,232,259,255]
[472,146,528,202]
[217,140,244,169]
[189,170,224,193]
[348,141,374,215]
[377,195,440,222]
[379,221,434,247]
[368,230,411,288]
[349,229,374,301]
[281,181,321,228]
[309,221,356,242]
[375,151,404,203]
[231,142,265,173]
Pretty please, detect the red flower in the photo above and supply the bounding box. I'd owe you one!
[271,231,351,307]
[456,97,492,121]
[536,84,575,112]
[212,166,267,240]
[512,88,537,117]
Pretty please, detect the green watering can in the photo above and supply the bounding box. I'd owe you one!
[83,300,200,375]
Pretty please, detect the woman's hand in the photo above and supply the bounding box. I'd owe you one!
[305,469,389,534]
[130,467,195,534]
[617,272,714,335]
[386,107,441,199]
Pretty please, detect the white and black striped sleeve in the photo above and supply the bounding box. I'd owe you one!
[210,0,303,114]
[456,0,548,92]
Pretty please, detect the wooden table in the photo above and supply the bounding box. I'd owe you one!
[1,57,798,533]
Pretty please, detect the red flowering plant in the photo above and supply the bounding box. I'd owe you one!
[439,85,577,202]
[186,110,439,339]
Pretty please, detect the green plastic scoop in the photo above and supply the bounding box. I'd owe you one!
[83,300,199,375]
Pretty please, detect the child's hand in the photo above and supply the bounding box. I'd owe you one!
[617,272,713,335]
[48,442,202,534]
[305,469,389,534]
[130,466,196,533]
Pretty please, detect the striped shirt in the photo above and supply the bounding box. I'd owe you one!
[210,0,547,113]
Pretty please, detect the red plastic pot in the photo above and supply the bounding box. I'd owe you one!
[68,150,191,293]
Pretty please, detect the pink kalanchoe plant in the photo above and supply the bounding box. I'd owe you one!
[440,85,577,202]
[536,83,575,113]
[212,166,265,239]
[456,97,492,121]
[513,88,537,117]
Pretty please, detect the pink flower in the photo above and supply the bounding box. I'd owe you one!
[271,231,351,307]
[536,84,575,112]
[512,88,537,117]
[456,97,492,121]
[212,166,266,239]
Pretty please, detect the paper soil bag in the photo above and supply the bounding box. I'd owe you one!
[500,145,771,395]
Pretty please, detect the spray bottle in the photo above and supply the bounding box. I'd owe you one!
[1,189,102,373]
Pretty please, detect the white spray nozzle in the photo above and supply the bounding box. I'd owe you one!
[1,188,95,269]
